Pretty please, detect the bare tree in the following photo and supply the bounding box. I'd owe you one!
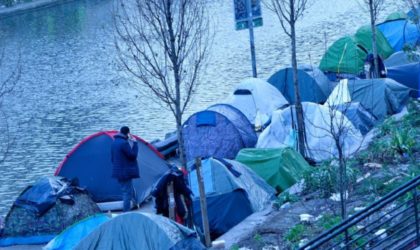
[360,0,385,78]
[114,0,211,166]
[265,0,308,157]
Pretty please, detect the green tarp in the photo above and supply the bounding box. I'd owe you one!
[354,26,394,59]
[319,27,394,75]
[235,148,310,193]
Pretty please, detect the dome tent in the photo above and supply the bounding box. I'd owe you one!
[224,78,288,127]
[384,51,420,67]
[267,65,334,104]
[334,102,377,135]
[46,212,205,250]
[0,177,100,247]
[188,158,275,238]
[183,104,257,162]
[257,102,363,162]
[55,131,169,208]
[326,78,411,121]
[387,62,420,98]
[236,148,311,193]
[354,25,394,60]
[377,18,420,52]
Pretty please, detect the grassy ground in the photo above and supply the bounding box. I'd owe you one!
[236,100,420,250]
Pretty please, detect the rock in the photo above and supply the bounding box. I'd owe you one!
[300,213,314,222]
[364,163,383,169]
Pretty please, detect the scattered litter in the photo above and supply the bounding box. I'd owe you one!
[356,225,364,230]
[280,202,290,209]
[299,238,309,248]
[211,240,225,248]
[384,177,399,185]
[262,245,279,250]
[289,180,305,195]
[364,163,382,169]
[315,215,323,221]
[356,173,371,183]
[330,192,348,202]
[374,229,387,239]
[354,206,366,212]
[300,214,314,222]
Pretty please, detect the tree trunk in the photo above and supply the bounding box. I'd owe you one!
[290,9,306,157]
[369,0,380,78]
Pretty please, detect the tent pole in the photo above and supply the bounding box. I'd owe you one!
[195,157,212,247]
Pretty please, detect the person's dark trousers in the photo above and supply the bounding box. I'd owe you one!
[118,179,134,212]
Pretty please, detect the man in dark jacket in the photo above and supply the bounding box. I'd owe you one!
[111,126,139,212]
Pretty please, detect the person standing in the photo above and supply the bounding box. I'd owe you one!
[111,126,139,212]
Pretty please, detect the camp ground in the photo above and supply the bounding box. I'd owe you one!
[224,78,288,129]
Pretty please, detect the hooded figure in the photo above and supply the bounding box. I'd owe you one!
[111,126,139,211]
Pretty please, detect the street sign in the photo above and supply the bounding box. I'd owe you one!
[233,0,263,30]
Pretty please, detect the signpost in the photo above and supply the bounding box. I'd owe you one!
[234,0,263,78]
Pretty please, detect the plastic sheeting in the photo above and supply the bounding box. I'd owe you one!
[0,178,99,247]
[387,62,420,98]
[56,131,169,205]
[326,78,411,120]
[377,19,420,52]
[236,148,310,193]
[257,102,363,162]
[188,158,275,237]
[44,214,110,250]
[224,78,288,126]
[268,65,334,104]
[183,105,257,162]
[72,212,202,250]
[335,102,377,135]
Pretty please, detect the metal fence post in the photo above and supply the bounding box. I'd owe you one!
[413,188,420,245]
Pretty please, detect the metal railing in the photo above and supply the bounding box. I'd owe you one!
[299,175,420,250]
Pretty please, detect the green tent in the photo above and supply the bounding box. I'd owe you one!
[235,148,311,193]
[354,26,394,59]
[386,11,407,21]
[319,36,368,75]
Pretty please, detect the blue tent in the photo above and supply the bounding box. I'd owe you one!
[377,19,420,51]
[45,213,204,250]
[387,62,420,97]
[56,131,169,207]
[183,104,257,162]
[267,65,335,104]
[188,158,275,239]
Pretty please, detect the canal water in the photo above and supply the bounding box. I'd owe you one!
[0,0,404,217]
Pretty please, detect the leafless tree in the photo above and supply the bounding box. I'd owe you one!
[359,0,385,78]
[0,49,21,164]
[264,0,308,157]
[114,0,211,166]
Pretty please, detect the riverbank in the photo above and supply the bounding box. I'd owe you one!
[234,100,420,249]
[0,0,75,18]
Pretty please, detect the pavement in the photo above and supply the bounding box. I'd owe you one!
[0,0,75,19]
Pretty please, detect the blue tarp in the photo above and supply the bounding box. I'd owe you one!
[377,19,420,51]
[387,62,420,98]
[268,65,335,104]
[183,105,257,162]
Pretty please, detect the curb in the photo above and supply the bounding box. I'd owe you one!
[0,0,76,19]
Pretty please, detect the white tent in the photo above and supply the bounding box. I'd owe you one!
[257,102,363,162]
[225,78,288,129]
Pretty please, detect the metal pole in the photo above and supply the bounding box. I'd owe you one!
[246,0,257,77]
[413,188,420,245]
[195,158,211,247]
